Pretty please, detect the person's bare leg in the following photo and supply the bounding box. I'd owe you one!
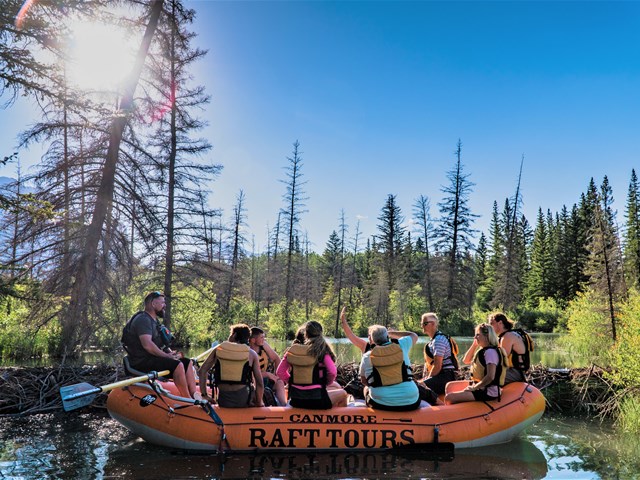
[274,379,287,406]
[329,388,348,407]
[172,363,191,398]
[186,362,201,399]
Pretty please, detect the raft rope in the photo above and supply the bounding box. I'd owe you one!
[124,382,231,453]
[200,401,231,453]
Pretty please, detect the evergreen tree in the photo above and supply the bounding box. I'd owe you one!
[413,194,435,311]
[280,140,307,334]
[435,139,478,313]
[587,176,625,341]
[623,169,640,288]
[376,194,405,325]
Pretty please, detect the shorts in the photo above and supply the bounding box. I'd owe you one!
[504,368,526,384]
[130,356,191,378]
[365,392,421,411]
[471,389,499,402]
[289,386,332,410]
[218,386,252,408]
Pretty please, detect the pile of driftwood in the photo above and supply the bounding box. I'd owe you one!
[0,362,618,417]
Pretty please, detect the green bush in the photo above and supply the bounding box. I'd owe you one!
[617,394,640,433]
[608,289,640,388]
[562,288,614,365]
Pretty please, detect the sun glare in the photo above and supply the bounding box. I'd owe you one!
[66,19,136,92]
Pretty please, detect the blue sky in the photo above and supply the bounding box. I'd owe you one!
[2,1,640,252]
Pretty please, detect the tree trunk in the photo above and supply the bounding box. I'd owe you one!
[61,0,164,357]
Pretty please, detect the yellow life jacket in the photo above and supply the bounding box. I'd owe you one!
[213,341,251,385]
[367,343,412,387]
[285,344,324,386]
[471,346,507,388]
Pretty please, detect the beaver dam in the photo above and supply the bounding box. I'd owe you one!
[0,363,612,418]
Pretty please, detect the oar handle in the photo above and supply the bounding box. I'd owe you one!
[100,370,171,394]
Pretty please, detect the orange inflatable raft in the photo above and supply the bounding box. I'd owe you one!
[106,381,544,452]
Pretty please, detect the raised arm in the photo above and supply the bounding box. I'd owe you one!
[388,330,418,345]
[462,338,479,365]
[340,307,368,353]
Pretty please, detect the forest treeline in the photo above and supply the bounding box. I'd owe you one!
[1,1,639,365]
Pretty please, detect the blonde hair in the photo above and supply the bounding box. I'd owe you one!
[477,323,499,347]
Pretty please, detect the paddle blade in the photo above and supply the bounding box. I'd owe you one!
[60,383,101,412]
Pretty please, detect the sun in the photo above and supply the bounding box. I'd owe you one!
[65,19,136,92]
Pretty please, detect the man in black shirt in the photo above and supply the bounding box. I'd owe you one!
[122,291,199,399]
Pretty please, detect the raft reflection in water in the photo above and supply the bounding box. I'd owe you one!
[104,438,548,479]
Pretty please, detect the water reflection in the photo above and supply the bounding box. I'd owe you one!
[6,411,640,479]
[103,438,547,480]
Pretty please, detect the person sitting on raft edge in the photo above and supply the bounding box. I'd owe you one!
[445,323,507,404]
[249,326,287,406]
[198,324,264,408]
[488,312,533,384]
[359,325,421,411]
[277,320,348,409]
[121,291,199,399]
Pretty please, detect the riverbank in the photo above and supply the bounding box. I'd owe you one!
[0,363,611,417]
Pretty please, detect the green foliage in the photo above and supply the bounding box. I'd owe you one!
[264,300,309,340]
[389,285,427,331]
[608,289,640,388]
[0,296,53,360]
[440,308,475,336]
[562,288,614,364]
[616,394,640,434]
[515,297,564,332]
[170,282,219,346]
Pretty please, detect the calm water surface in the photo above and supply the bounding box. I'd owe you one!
[1,334,618,479]
[1,412,638,479]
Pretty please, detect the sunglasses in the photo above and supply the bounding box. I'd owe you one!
[149,291,164,299]
[421,321,435,327]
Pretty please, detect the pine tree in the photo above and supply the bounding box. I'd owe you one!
[280,140,307,334]
[376,194,405,325]
[623,169,640,288]
[435,139,477,312]
[413,194,435,310]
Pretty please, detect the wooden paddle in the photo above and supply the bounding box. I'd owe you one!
[60,347,216,412]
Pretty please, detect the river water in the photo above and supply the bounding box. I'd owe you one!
[1,412,638,479]
[2,334,633,479]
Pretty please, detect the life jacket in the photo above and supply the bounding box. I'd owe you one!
[472,346,508,399]
[256,346,271,373]
[212,341,252,386]
[285,344,326,386]
[366,342,413,387]
[121,311,171,353]
[499,328,533,371]
[424,332,459,370]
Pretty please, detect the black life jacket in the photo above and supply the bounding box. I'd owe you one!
[285,344,326,387]
[366,342,413,387]
[472,346,508,400]
[212,341,252,386]
[424,331,460,370]
[499,328,533,371]
[256,346,271,373]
